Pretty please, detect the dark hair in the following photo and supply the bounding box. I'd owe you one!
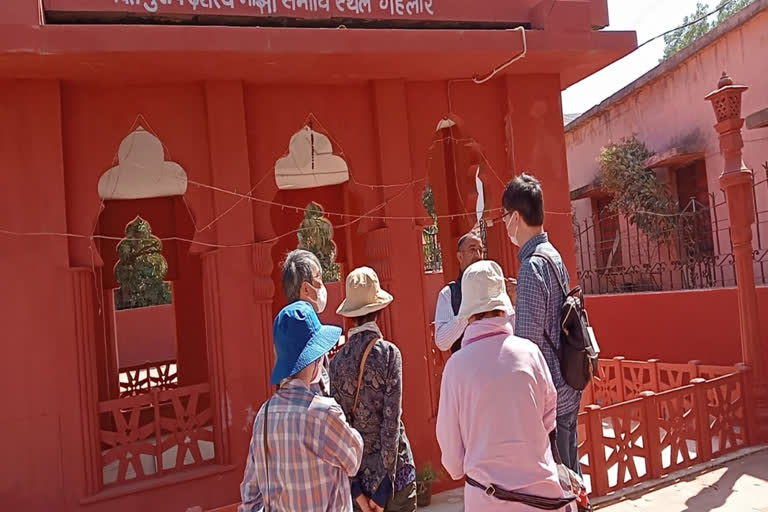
[470,309,506,322]
[502,173,544,226]
[282,249,321,301]
[457,231,482,251]
[352,311,379,326]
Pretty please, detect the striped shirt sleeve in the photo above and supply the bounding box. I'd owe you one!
[434,286,468,351]
[322,402,364,477]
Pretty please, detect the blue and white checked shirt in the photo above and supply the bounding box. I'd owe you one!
[515,233,582,416]
[239,379,364,511]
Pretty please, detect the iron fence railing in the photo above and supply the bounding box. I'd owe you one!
[422,230,443,273]
[421,220,489,274]
[575,166,768,294]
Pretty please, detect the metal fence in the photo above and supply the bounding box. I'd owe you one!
[421,220,489,274]
[575,165,768,294]
[423,230,443,273]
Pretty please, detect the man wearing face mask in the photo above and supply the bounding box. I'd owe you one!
[282,249,332,395]
[501,174,584,482]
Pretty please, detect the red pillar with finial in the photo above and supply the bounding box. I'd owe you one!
[705,72,768,442]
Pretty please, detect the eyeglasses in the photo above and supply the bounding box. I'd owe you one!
[492,210,512,224]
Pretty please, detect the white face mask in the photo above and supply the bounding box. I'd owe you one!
[314,283,328,314]
[506,213,520,247]
[303,277,328,314]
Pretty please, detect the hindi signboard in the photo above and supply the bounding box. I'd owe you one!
[43,0,529,24]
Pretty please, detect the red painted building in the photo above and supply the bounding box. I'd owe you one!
[0,2,634,510]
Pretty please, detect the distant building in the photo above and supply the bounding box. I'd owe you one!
[566,0,768,294]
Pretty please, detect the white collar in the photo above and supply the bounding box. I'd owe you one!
[348,320,383,340]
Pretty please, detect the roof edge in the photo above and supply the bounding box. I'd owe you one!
[565,0,768,134]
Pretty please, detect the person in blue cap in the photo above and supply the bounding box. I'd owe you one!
[281,249,332,396]
[239,301,364,512]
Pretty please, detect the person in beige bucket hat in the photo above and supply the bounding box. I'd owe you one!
[335,266,393,318]
[330,267,417,512]
[457,260,514,321]
[437,259,570,511]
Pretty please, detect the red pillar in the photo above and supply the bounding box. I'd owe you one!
[504,74,579,284]
[203,81,267,468]
[368,79,439,470]
[705,72,768,442]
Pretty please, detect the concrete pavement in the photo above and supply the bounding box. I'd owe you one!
[425,447,768,512]
[599,447,768,512]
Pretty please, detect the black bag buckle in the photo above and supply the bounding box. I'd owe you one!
[485,484,497,497]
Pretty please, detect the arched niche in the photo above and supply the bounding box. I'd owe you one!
[425,115,496,280]
[71,126,233,493]
[268,120,351,321]
[91,128,207,400]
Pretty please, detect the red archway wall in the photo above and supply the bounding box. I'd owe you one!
[0,73,581,509]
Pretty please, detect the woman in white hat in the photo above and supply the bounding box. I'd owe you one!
[436,260,574,511]
[329,267,417,512]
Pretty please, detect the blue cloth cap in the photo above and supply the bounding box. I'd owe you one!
[270,301,342,385]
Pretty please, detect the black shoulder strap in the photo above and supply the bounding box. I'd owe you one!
[448,281,461,316]
[447,281,463,353]
[533,249,569,297]
[532,250,565,360]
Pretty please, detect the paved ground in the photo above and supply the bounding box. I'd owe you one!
[600,447,768,512]
[426,447,768,512]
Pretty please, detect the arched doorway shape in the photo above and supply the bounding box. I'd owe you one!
[72,126,228,494]
[426,116,515,282]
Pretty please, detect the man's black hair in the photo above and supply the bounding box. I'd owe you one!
[502,173,545,227]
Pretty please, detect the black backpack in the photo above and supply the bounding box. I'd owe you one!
[447,280,463,354]
[534,250,599,391]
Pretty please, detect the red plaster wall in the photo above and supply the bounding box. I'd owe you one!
[423,273,446,323]
[317,280,345,328]
[586,286,768,365]
[0,80,77,511]
[113,304,177,368]
[0,75,582,510]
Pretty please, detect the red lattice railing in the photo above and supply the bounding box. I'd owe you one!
[425,344,753,499]
[580,362,753,498]
[98,383,216,487]
[580,357,736,410]
[118,359,178,398]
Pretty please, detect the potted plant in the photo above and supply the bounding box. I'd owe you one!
[415,462,440,507]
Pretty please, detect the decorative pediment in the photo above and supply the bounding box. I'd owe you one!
[275,126,349,190]
[98,127,187,200]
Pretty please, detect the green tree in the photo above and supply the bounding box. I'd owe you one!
[598,135,678,242]
[662,2,713,61]
[114,217,172,310]
[715,0,755,23]
[297,202,341,283]
[662,1,756,61]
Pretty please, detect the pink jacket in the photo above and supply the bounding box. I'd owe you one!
[436,316,565,511]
